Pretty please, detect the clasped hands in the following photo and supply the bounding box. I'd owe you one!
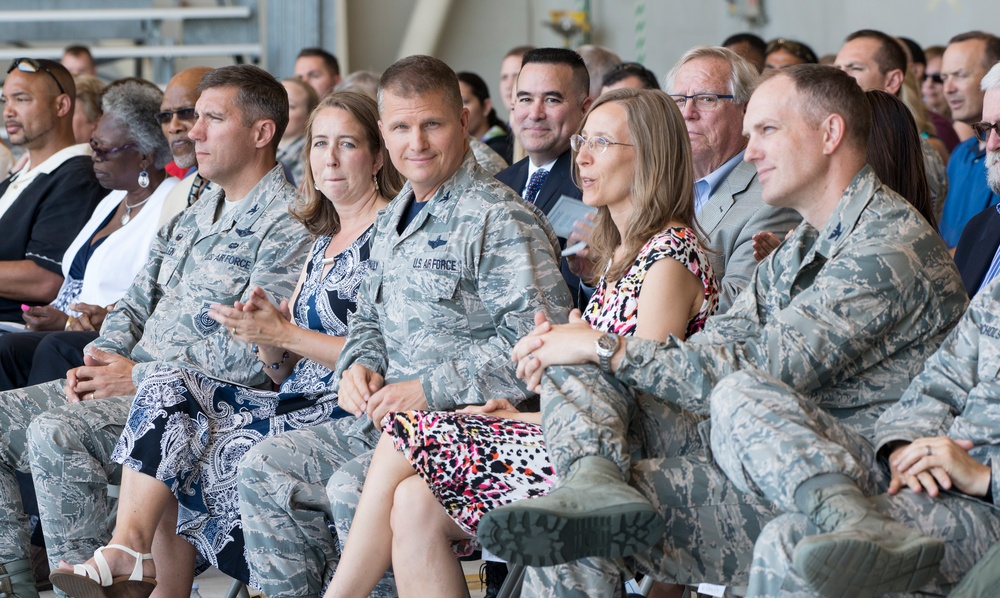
[65,347,137,403]
[887,436,991,499]
[338,365,427,427]
[510,309,604,392]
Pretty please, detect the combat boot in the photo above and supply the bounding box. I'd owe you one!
[0,559,40,598]
[792,478,944,598]
[477,455,664,567]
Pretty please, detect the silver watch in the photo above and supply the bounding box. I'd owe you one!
[595,333,620,373]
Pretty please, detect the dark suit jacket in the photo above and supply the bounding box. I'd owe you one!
[954,203,1000,297]
[496,151,586,307]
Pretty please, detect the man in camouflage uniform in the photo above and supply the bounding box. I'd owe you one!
[0,64,310,598]
[478,65,968,596]
[748,84,1000,597]
[237,55,571,598]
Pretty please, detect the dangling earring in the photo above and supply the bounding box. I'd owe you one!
[314,183,320,191]
[372,174,379,195]
[138,170,150,188]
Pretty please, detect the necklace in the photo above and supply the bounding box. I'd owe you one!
[121,194,152,225]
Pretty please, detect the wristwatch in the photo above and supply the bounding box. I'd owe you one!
[595,333,620,373]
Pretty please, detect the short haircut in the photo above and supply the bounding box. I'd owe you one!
[281,76,320,116]
[723,33,767,56]
[296,47,340,77]
[198,64,289,152]
[665,45,758,105]
[101,78,172,168]
[844,29,907,75]
[520,47,590,101]
[924,45,946,62]
[575,44,622,98]
[759,64,871,152]
[377,55,462,116]
[949,31,1000,72]
[73,74,106,124]
[765,38,818,64]
[899,37,926,66]
[295,91,405,236]
[864,90,935,228]
[982,61,1000,92]
[601,62,660,90]
[62,45,94,60]
[334,70,380,101]
[504,45,536,60]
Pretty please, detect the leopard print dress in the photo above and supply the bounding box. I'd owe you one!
[386,226,717,555]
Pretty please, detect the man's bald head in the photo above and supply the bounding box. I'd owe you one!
[162,67,213,169]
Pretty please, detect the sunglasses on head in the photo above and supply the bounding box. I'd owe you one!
[765,39,817,64]
[7,58,66,96]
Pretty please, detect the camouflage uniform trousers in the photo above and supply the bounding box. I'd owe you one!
[238,415,394,598]
[520,365,780,597]
[948,538,1000,598]
[0,379,126,569]
[749,492,1000,597]
[29,392,130,586]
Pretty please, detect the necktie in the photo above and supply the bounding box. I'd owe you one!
[524,169,549,204]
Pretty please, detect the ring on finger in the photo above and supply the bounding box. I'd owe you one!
[925,446,932,457]
[527,353,535,361]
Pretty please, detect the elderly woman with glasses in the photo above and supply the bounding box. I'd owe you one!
[323,88,719,598]
[0,78,177,391]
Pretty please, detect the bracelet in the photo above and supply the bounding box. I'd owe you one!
[251,343,290,370]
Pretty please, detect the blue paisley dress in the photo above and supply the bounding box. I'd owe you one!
[111,228,373,583]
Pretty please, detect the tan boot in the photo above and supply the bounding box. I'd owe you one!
[793,483,944,597]
[0,559,41,598]
[477,456,664,567]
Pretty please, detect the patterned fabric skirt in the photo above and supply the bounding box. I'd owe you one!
[386,410,557,556]
[112,367,347,584]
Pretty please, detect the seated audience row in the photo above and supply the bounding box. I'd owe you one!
[0,23,997,598]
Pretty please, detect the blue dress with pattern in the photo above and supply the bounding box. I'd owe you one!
[111,228,373,584]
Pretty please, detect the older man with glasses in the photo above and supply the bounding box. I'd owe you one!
[664,45,799,312]
[0,58,105,325]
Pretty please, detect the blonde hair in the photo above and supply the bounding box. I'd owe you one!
[577,88,698,284]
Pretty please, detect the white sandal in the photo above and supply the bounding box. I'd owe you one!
[49,544,156,598]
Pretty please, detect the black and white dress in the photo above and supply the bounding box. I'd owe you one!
[111,228,374,583]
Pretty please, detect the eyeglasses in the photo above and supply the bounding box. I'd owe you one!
[570,134,634,154]
[155,107,197,125]
[7,58,66,96]
[971,121,1000,142]
[765,39,818,64]
[669,93,735,111]
[922,73,944,85]
[90,141,136,161]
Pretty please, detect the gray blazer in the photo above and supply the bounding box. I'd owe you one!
[698,158,801,312]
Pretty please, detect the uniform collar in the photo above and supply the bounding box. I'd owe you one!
[810,165,879,260]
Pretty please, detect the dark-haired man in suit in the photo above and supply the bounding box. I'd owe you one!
[497,47,592,307]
